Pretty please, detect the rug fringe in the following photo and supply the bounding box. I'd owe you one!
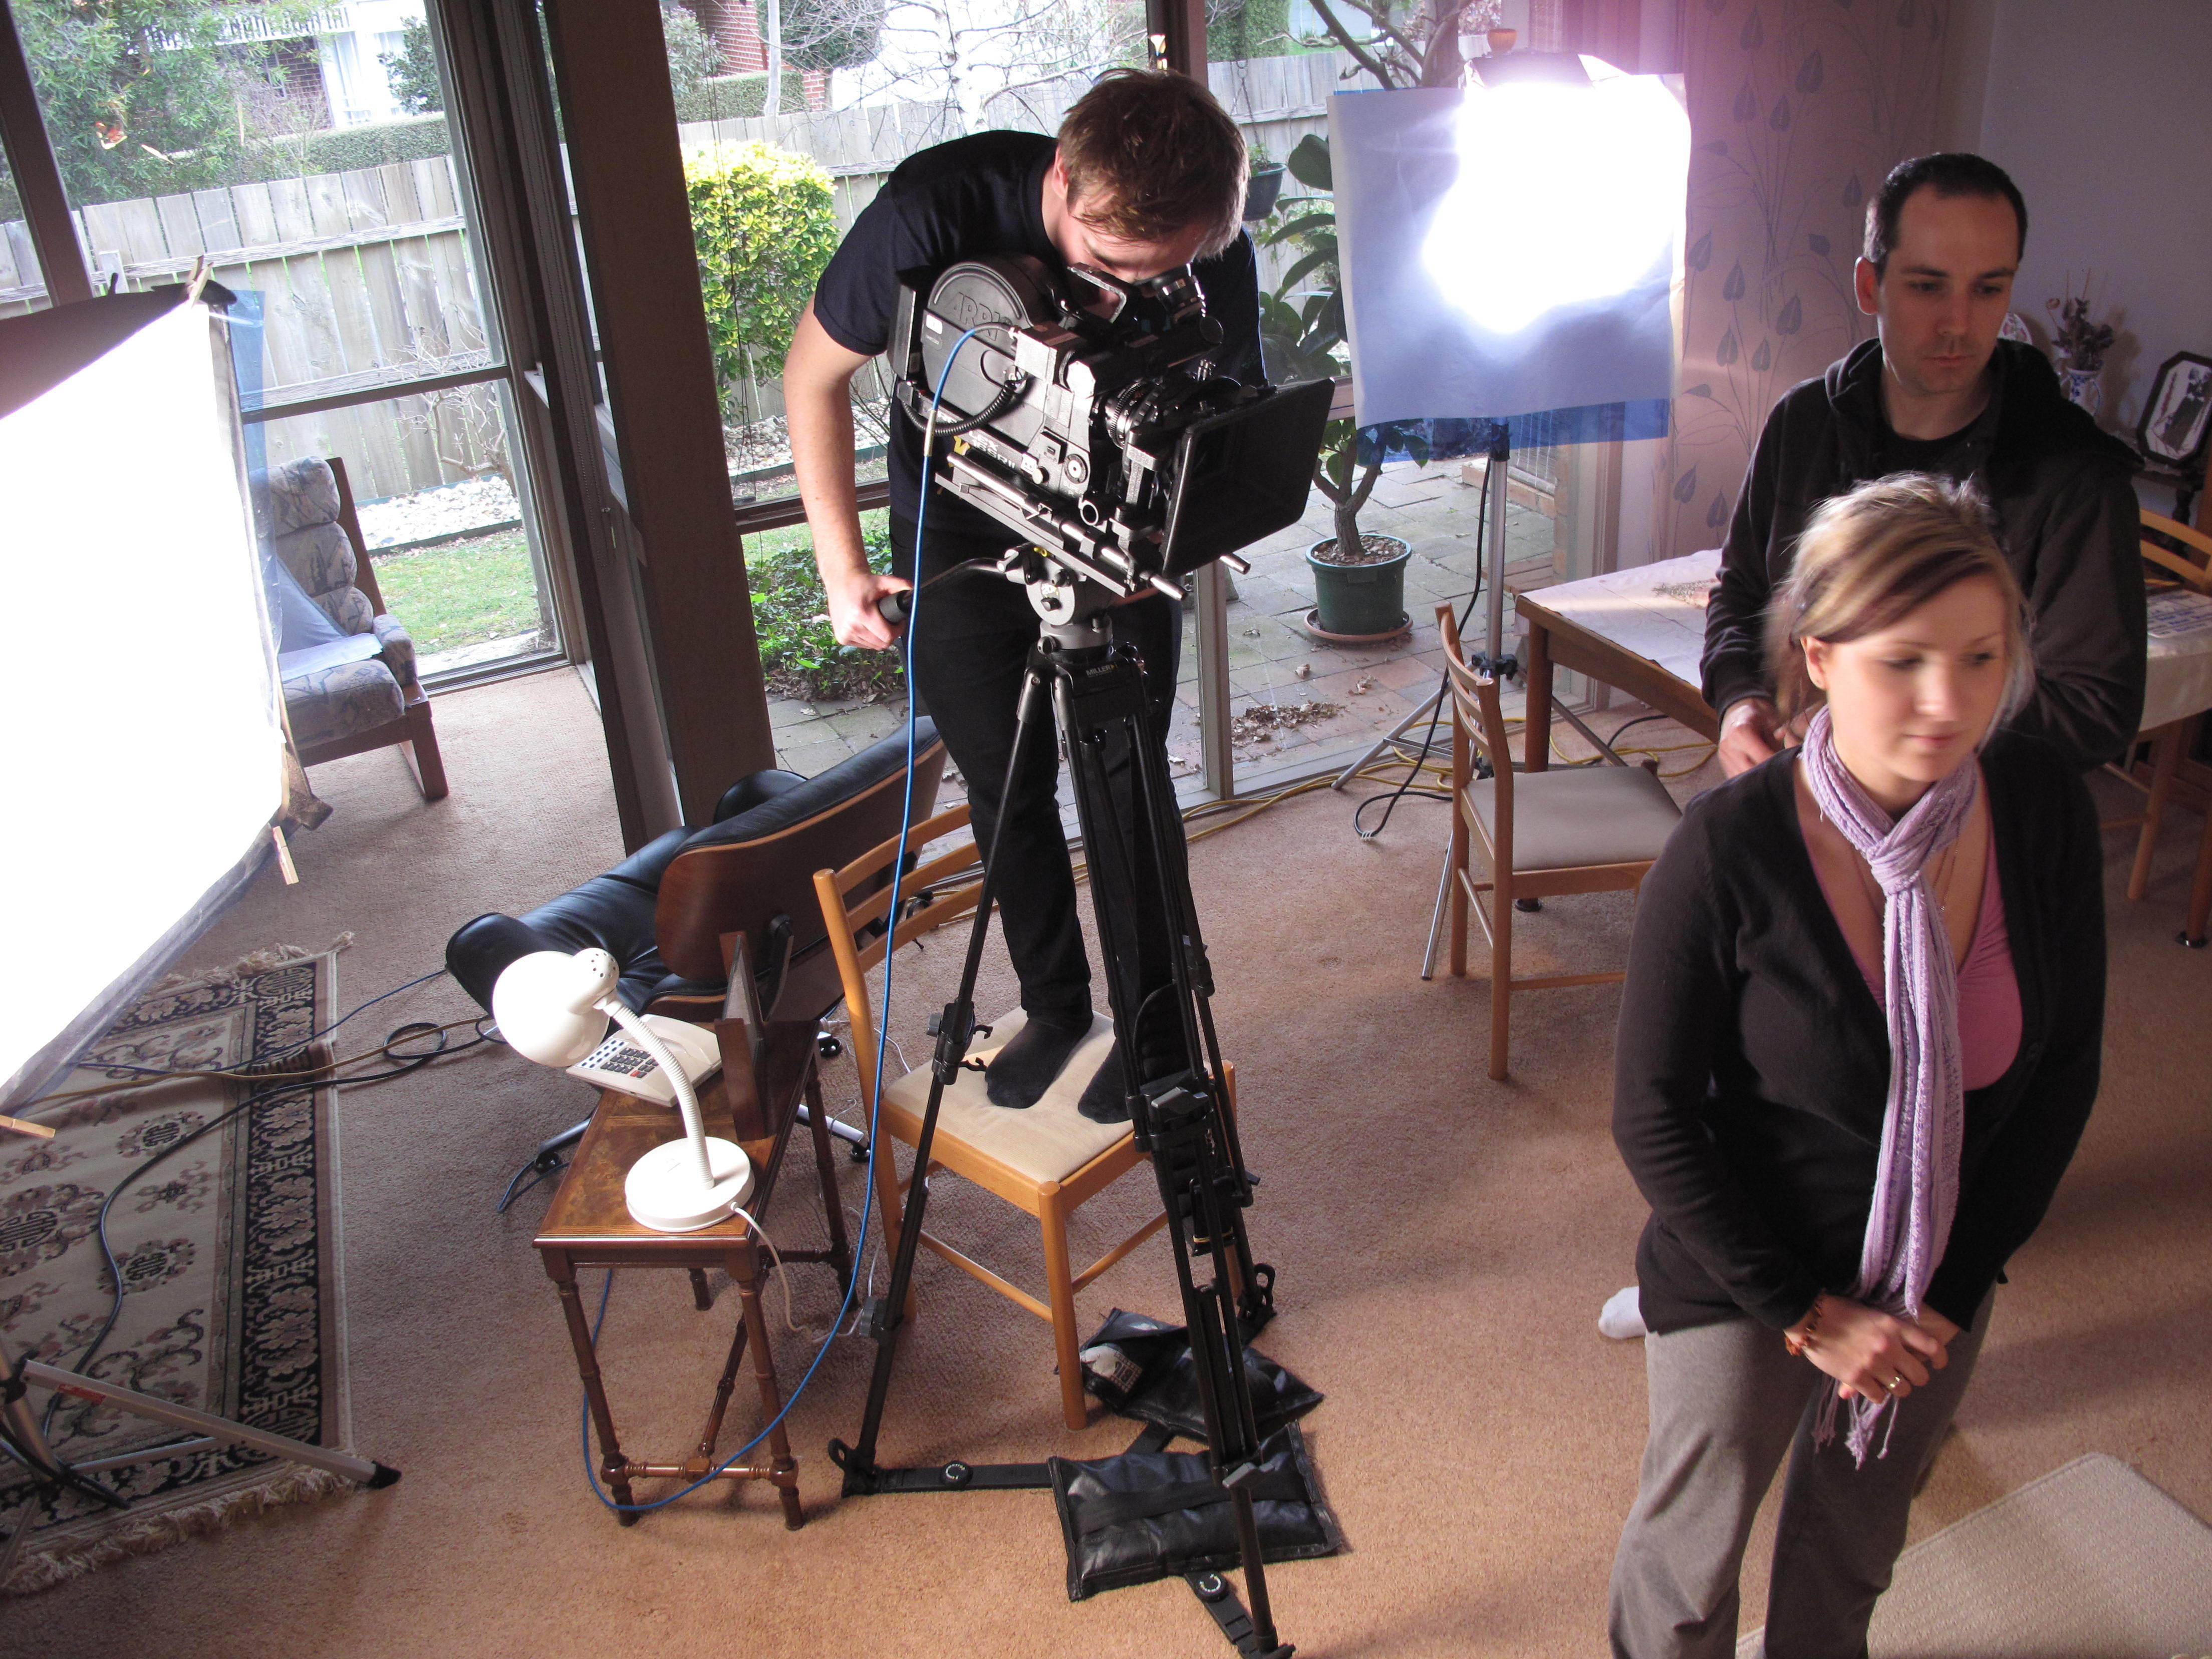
[1,1463,363,1596]
[144,934,353,998]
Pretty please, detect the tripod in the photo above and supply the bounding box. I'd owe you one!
[0,1335,398,1583]
[828,584,1292,1659]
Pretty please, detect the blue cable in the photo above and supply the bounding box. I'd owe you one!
[578,327,993,1513]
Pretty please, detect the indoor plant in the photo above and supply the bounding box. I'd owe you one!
[1257,135,1430,639]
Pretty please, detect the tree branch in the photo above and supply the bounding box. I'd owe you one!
[1306,0,1405,88]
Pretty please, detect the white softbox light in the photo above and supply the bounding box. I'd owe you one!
[1332,60,1691,430]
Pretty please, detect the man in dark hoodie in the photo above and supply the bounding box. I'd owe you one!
[1705,153,2144,776]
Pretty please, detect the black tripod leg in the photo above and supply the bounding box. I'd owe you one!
[833,662,1052,1492]
[1127,723,1276,1320]
[1053,655,1289,1657]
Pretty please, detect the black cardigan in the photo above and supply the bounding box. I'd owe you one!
[1612,733,2105,1335]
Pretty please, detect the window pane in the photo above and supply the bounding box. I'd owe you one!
[0,142,49,314]
[252,382,556,679]
[15,0,574,680]
[658,0,1147,508]
[17,1,495,409]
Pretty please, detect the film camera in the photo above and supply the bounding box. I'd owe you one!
[890,254,1333,613]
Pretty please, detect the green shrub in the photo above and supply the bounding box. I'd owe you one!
[380,18,444,115]
[684,140,839,412]
[662,2,720,96]
[747,530,906,703]
[228,116,454,190]
[674,70,812,122]
[1208,0,1299,60]
[15,0,324,208]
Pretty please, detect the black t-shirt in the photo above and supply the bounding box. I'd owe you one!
[810,129,1266,549]
[1875,407,1984,479]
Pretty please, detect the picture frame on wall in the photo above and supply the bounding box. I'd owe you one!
[2137,351,2212,469]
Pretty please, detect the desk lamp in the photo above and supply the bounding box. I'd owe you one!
[493,949,752,1231]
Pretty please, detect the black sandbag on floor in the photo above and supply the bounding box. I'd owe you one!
[1047,1422,1345,1601]
[1077,1307,1323,1442]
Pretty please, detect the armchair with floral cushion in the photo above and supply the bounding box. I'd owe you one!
[253,454,448,801]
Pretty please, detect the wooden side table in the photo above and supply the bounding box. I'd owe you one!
[534,1021,852,1527]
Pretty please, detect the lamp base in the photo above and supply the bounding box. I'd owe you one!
[624,1137,755,1232]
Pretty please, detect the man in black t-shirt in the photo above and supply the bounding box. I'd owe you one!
[1704,153,2142,776]
[784,70,1263,1116]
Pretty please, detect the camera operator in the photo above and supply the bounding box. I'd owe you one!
[784,69,1263,1117]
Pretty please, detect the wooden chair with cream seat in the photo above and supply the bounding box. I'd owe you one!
[814,802,1173,1431]
[2109,511,2212,944]
[1437,602,1684,1079]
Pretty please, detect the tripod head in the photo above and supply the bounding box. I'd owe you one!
[874,545,1150,647]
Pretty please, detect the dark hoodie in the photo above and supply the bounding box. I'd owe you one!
[1701,337,2145,769]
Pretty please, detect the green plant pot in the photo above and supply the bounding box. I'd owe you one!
[1308,536,1412,638]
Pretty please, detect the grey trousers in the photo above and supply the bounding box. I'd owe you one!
[1606,1293,1991,1659]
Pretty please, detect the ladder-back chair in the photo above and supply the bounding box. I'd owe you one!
[814,803,1170,1430]
[2114,511,2212,943]
[1438,603,1683,1079]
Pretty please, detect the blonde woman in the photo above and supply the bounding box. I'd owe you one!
[1607,475,2105,1658]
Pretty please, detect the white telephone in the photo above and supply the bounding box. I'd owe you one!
[565,1013,723,1107]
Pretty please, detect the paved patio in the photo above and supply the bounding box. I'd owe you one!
[766,453,1573,796]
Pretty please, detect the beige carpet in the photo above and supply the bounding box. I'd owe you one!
[10,666,2211,1659]
[1738,1453,2212,1657]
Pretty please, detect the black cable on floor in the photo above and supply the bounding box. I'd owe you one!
[38,1007,489,1439]
[1354,457,1493,842]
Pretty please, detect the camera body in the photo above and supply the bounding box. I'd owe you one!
[890,255,1331,604]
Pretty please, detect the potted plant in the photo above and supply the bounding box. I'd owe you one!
[1257,135,1431,641]
[2046,280,2116,413]
[1243,146,1285,223]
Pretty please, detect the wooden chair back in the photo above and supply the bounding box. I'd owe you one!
[1437,603,1516,857]
[326,456,387,615]
[812,803,985,1118]
[2141,509,2212,594]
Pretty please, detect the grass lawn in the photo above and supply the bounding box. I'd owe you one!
[362,509,886,668]
[370,529,546,655]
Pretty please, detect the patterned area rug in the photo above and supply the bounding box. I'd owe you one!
[0,947,354,1594]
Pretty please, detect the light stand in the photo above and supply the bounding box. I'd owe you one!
[829,574,1292,1659]
[492,950,753,1232]
[0,1335,397,1584]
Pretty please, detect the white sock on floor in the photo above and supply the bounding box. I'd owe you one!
[1598,1285,1647,1340]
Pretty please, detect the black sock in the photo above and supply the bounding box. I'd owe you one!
[984,1012,1093,1109]
[1076,1048,1130,1124]
[1076,1000,1190,1125]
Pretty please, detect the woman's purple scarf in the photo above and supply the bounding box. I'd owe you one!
[1800,706,1979,1464]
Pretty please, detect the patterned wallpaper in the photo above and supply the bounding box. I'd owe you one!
[1650,0,1954,560]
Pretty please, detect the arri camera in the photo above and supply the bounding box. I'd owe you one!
[890,254,1333,613]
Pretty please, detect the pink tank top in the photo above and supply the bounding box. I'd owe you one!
[1816,820,2022,1091]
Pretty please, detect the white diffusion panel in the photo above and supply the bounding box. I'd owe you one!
[2,301,283,1104]
[1333,64,1691,427]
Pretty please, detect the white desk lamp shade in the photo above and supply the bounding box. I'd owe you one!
[491,949,752,1232]
[491,948,618,1065]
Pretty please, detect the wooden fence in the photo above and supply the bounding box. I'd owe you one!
[1,51,1349,501]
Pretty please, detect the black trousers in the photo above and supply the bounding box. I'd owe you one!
[895,516,1186,1027]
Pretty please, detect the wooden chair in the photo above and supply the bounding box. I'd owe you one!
[2109,511,2212,944]
[813,803,1170,1430]
[1437,603,1684,1079]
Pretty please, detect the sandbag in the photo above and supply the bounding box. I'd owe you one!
[1078,1307,1323,1442]
[1047,1422,1343,1600]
